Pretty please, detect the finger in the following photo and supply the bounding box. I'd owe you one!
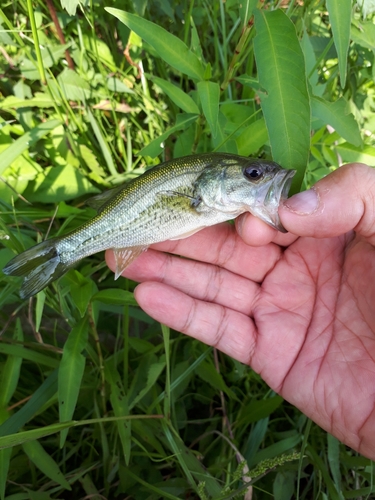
[279,163,375,241]
[134,281,257,364]
[106,248,259,315]
[148,223,282,282]
[235,213,299,247]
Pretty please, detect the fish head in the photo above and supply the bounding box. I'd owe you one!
[194,157,296,232]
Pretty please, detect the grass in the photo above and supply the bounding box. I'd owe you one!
[0,0,375,498]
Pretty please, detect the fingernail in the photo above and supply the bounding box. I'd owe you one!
[283,188,319,215]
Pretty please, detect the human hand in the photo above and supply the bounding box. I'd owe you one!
[106,163,375,459]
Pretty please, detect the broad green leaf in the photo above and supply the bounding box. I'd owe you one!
[311,96,362,147]
[0,93,55,109]
[326,0,351,87]
[58,317,89,447]
[69,273,97,317]
[106,8,205,80]
[197,81,220,138]
[60,0,80,15]
[25,164,100,203]
[105,361,131,465]
[92,289,137,306]
[151,76,200,114]
[139,113,198,157]
[253,9,310,191]
[23,440,71,490]
[0,119,60,177]
[236,118,269,156]
[351,19,375,50]
[56,68,91,102]
[356,0,375,17]
[335,143,375,164]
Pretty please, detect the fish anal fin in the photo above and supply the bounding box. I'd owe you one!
[113,246,147,280]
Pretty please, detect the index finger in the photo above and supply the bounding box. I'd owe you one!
[149,222,282,282]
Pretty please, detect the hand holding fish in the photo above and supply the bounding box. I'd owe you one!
[106,162,375,460]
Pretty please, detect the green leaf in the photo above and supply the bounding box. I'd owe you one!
[139,113,198,157]
[236,118,269,156]
[326,0,351,87]
[0,447,12,500]
[23,440,71,490]
[195,360,237,400]
[351,19,375,50]
[56,68,91,101]
[197,81,220,138]
[335,143,375,164]
[151,76,200,114]
[58,317,89,447]
[92,289,138,306]
[0,370,58,438]
[239,395,284,425]
[61,0,80,16]
[86,109,118,177]
[104,360,131,465]
[327,433,342,493]
[25,164,100,203]
[0,319,23,408]
[0,119,60,177]
[106,8,205,80]
[0,344,59,369]
[253,9,310,191]
[129,361,166,410]
[311,96,362,147]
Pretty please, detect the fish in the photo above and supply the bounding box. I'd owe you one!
[3,153,295,299]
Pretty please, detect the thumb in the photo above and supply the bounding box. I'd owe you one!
[279,163,375,240]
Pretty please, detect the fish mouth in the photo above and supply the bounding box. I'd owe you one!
[251,168,296,233]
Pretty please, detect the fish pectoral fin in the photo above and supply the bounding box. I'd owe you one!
[113,246,147,280]
[156,190,201,207]
[169,227,205,240]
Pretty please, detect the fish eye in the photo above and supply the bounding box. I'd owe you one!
[244,166,263,181]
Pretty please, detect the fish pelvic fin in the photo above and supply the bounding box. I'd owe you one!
[3,239,68,299]
[113,246,147,280]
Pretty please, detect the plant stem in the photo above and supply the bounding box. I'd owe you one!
[220,16,254,93]
[27,0,46,85]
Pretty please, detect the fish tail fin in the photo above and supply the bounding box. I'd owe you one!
[3,239,68,299]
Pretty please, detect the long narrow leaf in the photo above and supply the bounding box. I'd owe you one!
[253,9,310,191]
[58,317,89,447]
[23,440,71,490]
[104,360,131,465]
[197,81,220,138]
[326,0,351,87]
[106,8,205,80]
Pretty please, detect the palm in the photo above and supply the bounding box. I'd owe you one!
[106,222,375,457]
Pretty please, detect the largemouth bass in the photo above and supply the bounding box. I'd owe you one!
[3,153,295,299]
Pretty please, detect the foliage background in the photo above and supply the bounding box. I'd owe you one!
[0,0,375,498]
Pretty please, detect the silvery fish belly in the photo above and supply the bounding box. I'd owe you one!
[3,153,295,299]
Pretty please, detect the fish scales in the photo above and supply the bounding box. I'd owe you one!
[3,153,296,298]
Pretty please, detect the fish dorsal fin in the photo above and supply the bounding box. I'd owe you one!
[113,246,147,280]
[85,185,126,211]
